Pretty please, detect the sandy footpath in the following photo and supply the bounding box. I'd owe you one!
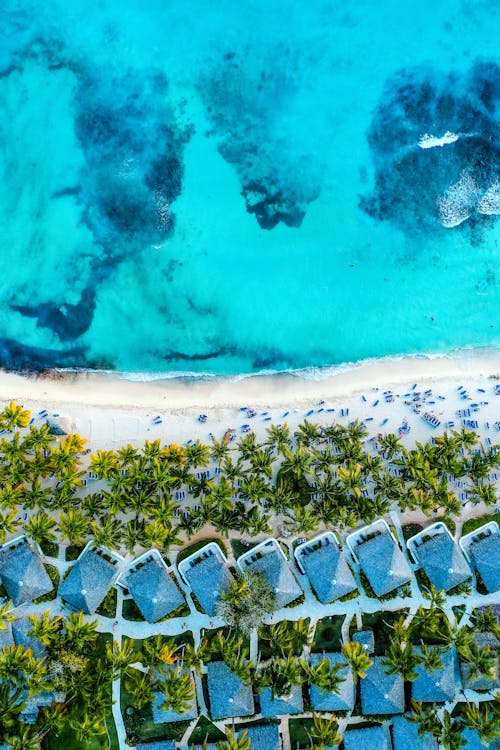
[0,349,499,450]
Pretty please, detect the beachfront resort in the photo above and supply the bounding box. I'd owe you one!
[0,379,499,750]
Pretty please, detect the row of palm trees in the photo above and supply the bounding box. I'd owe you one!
[0,402,498,557]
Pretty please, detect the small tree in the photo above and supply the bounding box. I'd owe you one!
[216,571,275,636]
[341,641,373,680]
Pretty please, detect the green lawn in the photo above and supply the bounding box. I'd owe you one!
[311,615,345,652]
[258,618,310,659]
[122,598,146,621]
[43,701,119,750]
[288,717,314,749]
[188,716,226,745]
[401,523,423,541]
[230,538,258,559]
[462,513,499,536]
[65,544,84,561]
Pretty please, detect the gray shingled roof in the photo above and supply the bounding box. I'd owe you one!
[391,715,438,750]
[298,540,356,603]
[412,646,460,702]
[19,690,65,724]
[183,549,232,616]
[0,621,14,649]
[241,724,281,750]
[343,726,390,750]
[136,743,176,750]
[462,728,498,750]
[0,539,53,606]
[361,656,405,715]
[245,550,302,608]
[12,618,46,660]
[206,661,254,720]
[259,685,303,718]
[353,630,375,654]
[124,556,184,623]
[469,533,500,593]
[152,666,198,724]
[357,533,411,597]
[59,547,117,614]
[309,653,355,711]
[416,532,471,592]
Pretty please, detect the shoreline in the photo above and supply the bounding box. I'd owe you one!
[0,347,499,410]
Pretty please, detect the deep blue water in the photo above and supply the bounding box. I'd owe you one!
[0,0,499,373]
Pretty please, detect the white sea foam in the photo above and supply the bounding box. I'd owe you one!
[477,180,500,215]
[437,169,479,228]
[418,131,459,149]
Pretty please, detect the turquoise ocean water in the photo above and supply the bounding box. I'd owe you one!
[0,0,499,374]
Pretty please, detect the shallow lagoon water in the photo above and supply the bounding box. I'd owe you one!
[0,0,499,373]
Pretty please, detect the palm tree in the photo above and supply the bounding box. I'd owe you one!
[25,510,57,550]
[124,668,156,710]
[38,701,67,736]
[0,401,31,431]
[409,700,441,737]
[142,635,180,667]
[183,638,210,677]
[0,481,24,510]
[462,702,500,746]
[23,422,54,454]
[0,508,18,544]
[70,714,106,743]
[0,599,15,631]
[91,516,123,550]
[460,641,496,683]
[217,729,251,750]
[295,420,322,447]
[105,638,136,676]
[158,668,195,714]
[422,584,446,610]
[307,658,346,696]
[283,504,318,535]
[378,433,402,460]
[471,606,500,637]
[89,449,119,480]
[439,709,466,750]
[418,643,443,673]
[123,517,148,554]
[216,571,276,636]
[280,445,313,482]
[0,683,26,730]
[265,423,291,455]
[4,725,41,750]
[57,508,88,546]
[64,611,98,651]
[341,641,373,680]
[307,712,342,748]
[28,611,62,647]
[382,640,420,682]
[261,655,307,699]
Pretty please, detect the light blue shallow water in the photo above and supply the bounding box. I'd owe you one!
[0,0,499,373]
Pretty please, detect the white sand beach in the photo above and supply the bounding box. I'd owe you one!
[0,349,499,450]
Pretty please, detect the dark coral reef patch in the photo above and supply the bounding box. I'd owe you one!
[361,61,500,234]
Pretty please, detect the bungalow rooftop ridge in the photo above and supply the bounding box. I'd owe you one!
[0,535,53,606]
[343,726,391,750]
[59,541,123,614]
[206,661,255,720]
[407,522,471,592]
[294,531,357,604]
[237,538,302,609]
[460,521,500,594]
[117,549,184,623]
[259,684,304,718]
[412,646,461,703]
[177,541,232,617]
[346,520,412,597]
[309,652,355,711]
[391,715,439,750]
[360,656,405,715]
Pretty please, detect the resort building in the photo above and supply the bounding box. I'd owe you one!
[116,549,185,622]
[460,632,499,692]
[343,726,391,750]
[360,657,405,716]
[346,520,412,597]
[391,716,438,750]
[259,685,304,718]
[59,541,123,614]
[352,629,375,654]
[239,724,282,750]
[237,538,302,608]
[294,531,357,603]
[0,536,53,606]
[177,542,232,616]
[206,661,255,719]
[309,652,355,711]
[412,646,461,703]
[19,690,65,725]
[406,522,471,592]
[460,521,500,593]
[136,743,176,750]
